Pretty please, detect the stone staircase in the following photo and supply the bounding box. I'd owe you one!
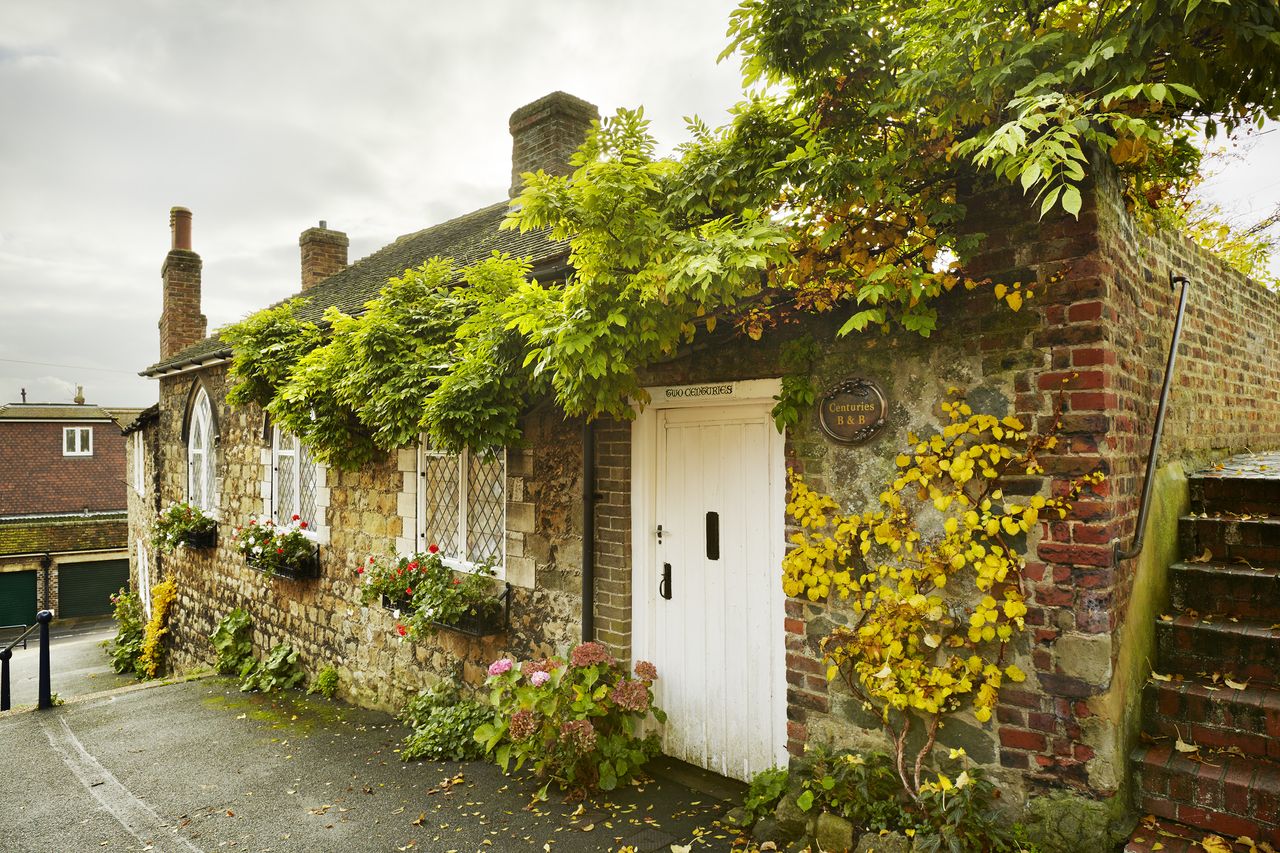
[1127,453,1280,850]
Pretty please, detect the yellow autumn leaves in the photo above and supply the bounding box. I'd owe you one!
[783,391,1095,727]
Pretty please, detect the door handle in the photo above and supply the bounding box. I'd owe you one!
[659,563,672,600]
[706,511,720,560]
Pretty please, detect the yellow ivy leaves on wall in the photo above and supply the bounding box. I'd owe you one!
[782,390,1103,797]
[139,577,178,680]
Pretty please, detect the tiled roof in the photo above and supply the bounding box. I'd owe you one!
[0,404,122,422]
[142,200,569,376]
[0,515,128,557]
[120,404,159,435]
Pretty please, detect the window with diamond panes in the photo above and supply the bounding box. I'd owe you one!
[417,444,505,571]
[187,388,217,513]
[272,429,317,529]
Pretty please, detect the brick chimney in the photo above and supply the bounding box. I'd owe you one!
[299,220,348,291]
[159,206,206,359]
[509,91,599,198]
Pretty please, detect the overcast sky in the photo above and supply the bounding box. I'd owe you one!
[1,1,1276,409]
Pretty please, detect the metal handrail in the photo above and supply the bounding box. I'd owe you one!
[1,610,54,711]
[0,622,38,657]
[1115,273,1191,563]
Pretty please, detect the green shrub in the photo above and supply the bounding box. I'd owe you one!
[308,666,339,699]
[106,588,146,677]
[239,642,304,693]
[474,643,664,799]
[793,747,1036,851]
[210,609,254,676]
[744,766,789,824]
[399,682,491,762]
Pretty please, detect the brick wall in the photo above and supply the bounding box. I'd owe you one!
[0,420,128,515]
[592,417,633,660]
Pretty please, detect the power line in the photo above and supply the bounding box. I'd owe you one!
[0,356,140,376]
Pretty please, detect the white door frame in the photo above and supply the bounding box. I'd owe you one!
[630,378,789,773]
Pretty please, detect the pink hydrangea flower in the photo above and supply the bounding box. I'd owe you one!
[488,658,514,676]
[559,719,597,752]
[530,670,550,687]
[634,661,658,681]
[509,709,538,741]
[611,679,650,713]
[569,641,612,668]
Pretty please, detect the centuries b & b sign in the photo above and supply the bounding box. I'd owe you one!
[818,378,887,444]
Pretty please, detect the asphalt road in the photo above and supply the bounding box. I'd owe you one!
[0,676,742,853]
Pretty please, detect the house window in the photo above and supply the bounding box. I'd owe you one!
[271,428,317,528]
[417,442,506,573]
[136,545,152,617]
[131,431,145,494]
[187,388,217,513]
[63,427,92,456]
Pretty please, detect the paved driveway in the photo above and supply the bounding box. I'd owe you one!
[0,677,742,853]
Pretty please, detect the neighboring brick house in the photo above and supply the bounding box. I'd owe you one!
[0,394,142,623]
[129,89,1280,833]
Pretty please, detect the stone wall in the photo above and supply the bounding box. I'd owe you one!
[148,365,584,712]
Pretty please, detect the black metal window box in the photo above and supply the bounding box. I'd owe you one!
[381,583,511,638]
[179,527,218,550]
[247,544,320,580]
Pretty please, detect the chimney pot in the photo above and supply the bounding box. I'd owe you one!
[508,91,599,198]
[170,206,192,251]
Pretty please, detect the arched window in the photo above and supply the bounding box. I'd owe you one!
[187,387,218,512]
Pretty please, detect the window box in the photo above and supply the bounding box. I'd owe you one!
[247,543,321,581]
[433,583,510,637]
[179,527,218,550]
[380,582,511,638]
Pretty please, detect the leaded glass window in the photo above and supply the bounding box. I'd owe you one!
[417,441,505,571]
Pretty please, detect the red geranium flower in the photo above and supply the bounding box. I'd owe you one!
[356,566,364,575]
[405,587,413,596]
[299,521,308,529]
[292,514,300,521]
[276,547,283,554]
[395,624,407,637]
[428,544,439,554]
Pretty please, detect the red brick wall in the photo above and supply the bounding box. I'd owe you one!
[159,249,206,360]
[0,421,128,516]
[957,159,1280,791]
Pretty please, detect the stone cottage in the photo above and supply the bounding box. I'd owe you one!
[129,90,1280,839]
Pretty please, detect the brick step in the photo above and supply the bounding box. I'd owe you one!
[1155,616,1280,686]
[1145,675,1280,760]
[1132,743,1280,842]
[1125,816,1259,852]
[1180,515,1280,564]
[1169,560,1280,621]
[1192,472,1280,517]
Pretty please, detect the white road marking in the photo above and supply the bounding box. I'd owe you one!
[40,714,204,853]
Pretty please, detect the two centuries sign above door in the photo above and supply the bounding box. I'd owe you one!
[818,378,888,444]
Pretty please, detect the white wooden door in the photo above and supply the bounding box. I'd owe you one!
[647,402,786,780]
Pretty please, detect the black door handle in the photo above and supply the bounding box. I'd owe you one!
[706,511,719,560]
[659,563,672,600]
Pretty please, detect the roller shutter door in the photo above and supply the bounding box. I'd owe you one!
[0,570,38,625]
[57,559,129,618]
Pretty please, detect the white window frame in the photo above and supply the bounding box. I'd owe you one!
[136,545,152,617]
[270,427,318,539]
[63,426,92,456]
[187,388,218,514]
[131,431,146,494]
[415,442,506,577]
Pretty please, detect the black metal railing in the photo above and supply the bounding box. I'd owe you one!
[0,610,54,711]
[1115,273,1191,563]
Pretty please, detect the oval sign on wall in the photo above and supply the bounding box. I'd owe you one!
[818,378,888,444]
